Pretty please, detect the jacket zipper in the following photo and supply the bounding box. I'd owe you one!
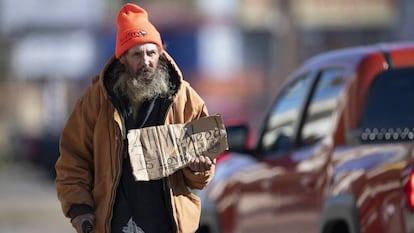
[162,99,178,233]
[105,122,124,232]
[105,94,128,232]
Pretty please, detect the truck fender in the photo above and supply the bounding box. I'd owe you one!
[320,194,360,233]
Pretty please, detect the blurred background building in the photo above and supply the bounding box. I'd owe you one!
[0,0,413,172]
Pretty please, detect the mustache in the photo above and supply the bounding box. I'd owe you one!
[137,67,155,76]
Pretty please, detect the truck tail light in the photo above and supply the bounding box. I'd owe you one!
[404,170,414,209]
[216,152,230,164]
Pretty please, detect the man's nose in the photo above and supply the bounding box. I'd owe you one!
[143,55,151,66]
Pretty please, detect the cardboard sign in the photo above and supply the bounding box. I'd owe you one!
[127,114,228,181]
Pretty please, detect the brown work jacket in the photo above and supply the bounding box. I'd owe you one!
[55,52,214,233]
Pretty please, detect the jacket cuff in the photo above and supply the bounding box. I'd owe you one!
[69,204,94,221]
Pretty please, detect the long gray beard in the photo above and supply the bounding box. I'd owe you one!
[113,61,171,114]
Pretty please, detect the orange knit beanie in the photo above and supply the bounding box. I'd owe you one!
[115,3,163,58]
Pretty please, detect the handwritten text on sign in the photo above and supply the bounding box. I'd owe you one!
[127,114,228,181]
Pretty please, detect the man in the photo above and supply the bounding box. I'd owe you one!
[55,3,215,233]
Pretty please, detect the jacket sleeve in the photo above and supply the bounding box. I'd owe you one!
[180,88,216,190]
[55,82,101,218]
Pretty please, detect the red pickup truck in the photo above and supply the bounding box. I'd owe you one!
[197,42,414,233]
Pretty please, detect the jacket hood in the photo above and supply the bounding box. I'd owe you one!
[97,51,183,101]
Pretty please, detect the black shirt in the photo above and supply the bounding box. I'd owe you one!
[111,97,175,233]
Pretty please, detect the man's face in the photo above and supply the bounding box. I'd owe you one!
[120,43,160,82]
[113,42,170,105]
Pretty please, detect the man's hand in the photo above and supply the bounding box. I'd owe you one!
[188,156,216,172]
[71,213,95,233]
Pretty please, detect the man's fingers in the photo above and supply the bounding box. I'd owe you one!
[203,157,212,170]
[189,158,199,171]
[189,156,213,172]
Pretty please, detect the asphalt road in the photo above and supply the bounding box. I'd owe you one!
[0,161,73,233]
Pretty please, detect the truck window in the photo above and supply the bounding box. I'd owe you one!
[300,69,346,147]
[260,73,315,155]
[360,67,414,140]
